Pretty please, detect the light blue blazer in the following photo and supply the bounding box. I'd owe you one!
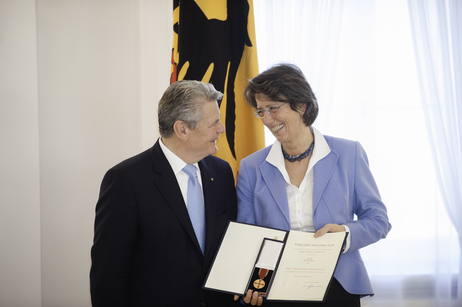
[236,135,391,296]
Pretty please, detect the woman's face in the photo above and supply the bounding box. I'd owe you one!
[255,94,306,145]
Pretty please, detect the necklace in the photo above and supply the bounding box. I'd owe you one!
[282,141,315,162]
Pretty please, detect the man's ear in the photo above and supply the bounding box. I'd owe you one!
[173,120,188,141]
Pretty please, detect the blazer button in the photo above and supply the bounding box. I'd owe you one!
[200,302,207,307]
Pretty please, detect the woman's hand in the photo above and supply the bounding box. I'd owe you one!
[314,223,346,238]
[234,290,263,306]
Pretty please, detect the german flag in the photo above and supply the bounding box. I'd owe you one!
[171,0,265,180]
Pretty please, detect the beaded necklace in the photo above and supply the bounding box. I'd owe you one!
[281,127,315,162]
[282,141,314,162]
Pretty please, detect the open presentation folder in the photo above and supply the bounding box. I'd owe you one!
[203,221,348,302]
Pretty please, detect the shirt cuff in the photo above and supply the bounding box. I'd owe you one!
[342,225,351,253]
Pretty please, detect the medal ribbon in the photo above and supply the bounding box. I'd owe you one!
[258,268,268,279]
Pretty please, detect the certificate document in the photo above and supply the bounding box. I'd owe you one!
[267,230,346,301]
[204,222,347,302]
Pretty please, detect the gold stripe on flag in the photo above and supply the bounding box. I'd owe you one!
[171,0,265,180]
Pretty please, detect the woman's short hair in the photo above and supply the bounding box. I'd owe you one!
[158,80,223,138]
[243,63,319,126]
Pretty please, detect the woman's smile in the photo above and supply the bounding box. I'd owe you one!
[272,123,285,132]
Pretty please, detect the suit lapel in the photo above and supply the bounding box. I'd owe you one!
[149,142,202,254]
[199,159,217,258]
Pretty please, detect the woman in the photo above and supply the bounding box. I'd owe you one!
[234,64,391,306]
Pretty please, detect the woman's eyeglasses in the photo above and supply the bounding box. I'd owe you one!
[254,102,288,119]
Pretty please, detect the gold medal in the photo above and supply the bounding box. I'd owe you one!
[253,268,269,289]
[253,278,265,289]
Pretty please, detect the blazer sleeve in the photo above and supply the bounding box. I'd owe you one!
[236,157,258,225]
[90,167,138,307]
[345,141,391,252]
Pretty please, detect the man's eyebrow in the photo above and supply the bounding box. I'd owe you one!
[207,116,221,128]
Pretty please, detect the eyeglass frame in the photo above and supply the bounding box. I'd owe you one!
[254,102,288,119]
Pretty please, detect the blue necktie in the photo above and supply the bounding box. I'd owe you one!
[183,164,206,254]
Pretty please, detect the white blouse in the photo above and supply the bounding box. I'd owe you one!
[265,127,351,252]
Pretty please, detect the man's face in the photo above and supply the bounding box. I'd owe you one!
[186,100,225,161]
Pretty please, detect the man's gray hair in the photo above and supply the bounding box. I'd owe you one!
[158,80,223,138]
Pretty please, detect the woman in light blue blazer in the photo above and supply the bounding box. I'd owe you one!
[235,64,391,307]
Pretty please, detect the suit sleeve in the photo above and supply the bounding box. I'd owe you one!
[90,167,138,307]
[345,141,391,252]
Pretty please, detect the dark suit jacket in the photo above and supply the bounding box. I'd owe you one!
[90,140,238,307]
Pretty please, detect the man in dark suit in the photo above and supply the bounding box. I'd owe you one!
[90,80,238,307]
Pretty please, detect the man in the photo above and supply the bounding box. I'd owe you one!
[90,80,238,307]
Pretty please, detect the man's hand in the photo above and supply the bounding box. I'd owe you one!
[234,290,263,306]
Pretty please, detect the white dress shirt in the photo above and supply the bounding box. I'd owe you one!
[159,138,202,207]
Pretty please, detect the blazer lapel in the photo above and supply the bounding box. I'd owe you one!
[149,142,202,254]
[313,150,339,212]
[260,161,291,228]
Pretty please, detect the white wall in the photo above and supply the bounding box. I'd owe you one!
[0,0,171,306]
[0,1,42,306]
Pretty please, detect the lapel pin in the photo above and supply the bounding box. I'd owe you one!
[211,178,214,181]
